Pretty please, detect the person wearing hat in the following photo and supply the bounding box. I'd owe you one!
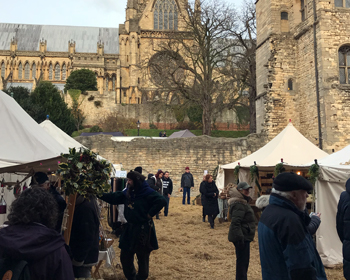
[99,170,167,280]
[31,172,66,233]
[228,182,256,280]
[180,167,194,205]
[258,172,327,280]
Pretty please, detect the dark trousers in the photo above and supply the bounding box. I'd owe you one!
[120,249,150,280]
[202,206,207,220]
[73,265,92,278]
[234,241,250,280]
[182,187,191,204]
[163,195,170,216]
[208,214,216,228]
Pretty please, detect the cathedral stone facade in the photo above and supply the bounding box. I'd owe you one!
[256,0,350,152]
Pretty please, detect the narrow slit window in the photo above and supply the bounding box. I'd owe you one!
[32,63,36,79]
[24,63,30,79]
[55,63,60,80]
[106,76,109,90]
[1,63,5,78]
[18,62,23,79]
[62,64,66,80]
[288,79,293,90]
[49,64,53,80]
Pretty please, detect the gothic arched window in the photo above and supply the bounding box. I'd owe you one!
[106,76,109,90]
[55,63,60,80]
[49,64,53,80]
[18,62,23,79]
[24,63,30,79]
[154,0,178,30]
[32,63,36,79]
[62,64,66,80]
[1,63,5,78]
[339,45,350,84]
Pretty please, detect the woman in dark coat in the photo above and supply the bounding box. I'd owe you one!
[202,174,219,229]
[199,175,207,222]
[100,171,167,280]
[155,170,164,219]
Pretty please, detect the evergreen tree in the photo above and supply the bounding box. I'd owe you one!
[64,69,98,93]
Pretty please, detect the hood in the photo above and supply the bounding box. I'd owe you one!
[0,223,66,261]
[123,180,155,201]
[346,178,350,194]
[147,174,154,180]
[256,195,270,210]
[228,187,247,206]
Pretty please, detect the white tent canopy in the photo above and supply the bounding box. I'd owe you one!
[0,90,67,168]
[314,145,350,266]
[168,129,196,138]
[216,122,328,191]
[40,119,86,151]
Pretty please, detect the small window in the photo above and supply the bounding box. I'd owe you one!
[123,91,127,97]
[18,62,23,79]
[62,64,66,80]
[32,63,36,79]
[24,63,30,79]
[281,12,288,20]
[106,76,109,90]
[288,79,293,90]
[49,64,53,80]
[112,76,116,90]
[55,63,60,80]
[301,0,306,21]
[1,63,5,78]
[339,45,350,84]
[335,0,350,7]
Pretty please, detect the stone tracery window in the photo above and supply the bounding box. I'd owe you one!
[49,64,53,80]
[62,64,66,80]
[1,62,5,78]
[18,62,23,79]
[32,63,36,79]
[335,0,350,8]
[24,63,30,80]
[55,63,60,80]
[154,0,178,30]
[339,45,350,84]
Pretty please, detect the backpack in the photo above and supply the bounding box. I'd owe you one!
[0,258,31,280]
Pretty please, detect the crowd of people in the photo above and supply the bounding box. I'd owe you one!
[1,166,350,280]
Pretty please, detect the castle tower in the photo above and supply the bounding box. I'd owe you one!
[256,0,350,152]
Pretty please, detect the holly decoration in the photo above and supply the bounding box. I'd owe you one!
[57,148,112,198]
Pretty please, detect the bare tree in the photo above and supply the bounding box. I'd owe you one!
[146,0,255,135]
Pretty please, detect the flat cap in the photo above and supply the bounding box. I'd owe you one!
[273,172,313,192]
[237,182,252,190]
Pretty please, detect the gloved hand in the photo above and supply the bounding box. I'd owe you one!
[234,240,245,250]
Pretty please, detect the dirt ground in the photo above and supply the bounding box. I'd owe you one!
[99,197,344,280]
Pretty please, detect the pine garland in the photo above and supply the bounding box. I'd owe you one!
[307,163,320,186]
[234,165,240,183]
[57,148,112,198]
[274,163,285,177]
[249,165,262,196]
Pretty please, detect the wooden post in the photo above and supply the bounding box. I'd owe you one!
[64,193,77,245]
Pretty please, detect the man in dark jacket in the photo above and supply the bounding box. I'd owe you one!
[258,172,327,280]
[162,171,173,216]
[69,195,100,278]
[100,171,167,280]
[336,178,350,280]
[180,167,194,205]
[0,188,74,280]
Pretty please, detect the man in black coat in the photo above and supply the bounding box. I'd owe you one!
[337,178,350,280]
[162,171,173,216]
[180,167,194,205]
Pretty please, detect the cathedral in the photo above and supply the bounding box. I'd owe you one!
[256,0,350,152]
[0,0,186,105]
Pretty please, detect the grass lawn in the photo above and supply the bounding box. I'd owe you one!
[124,129,250,138]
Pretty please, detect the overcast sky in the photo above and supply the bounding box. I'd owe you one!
[0,0,245,28]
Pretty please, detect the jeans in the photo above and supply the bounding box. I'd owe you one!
[182,187,191,204]
[234,241,250,280]
[73,265,92,278]
[120,249,150,280]
[163,195,170,216]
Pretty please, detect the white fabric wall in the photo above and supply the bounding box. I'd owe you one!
[316,165,350,266]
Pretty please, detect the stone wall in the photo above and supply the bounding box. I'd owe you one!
[65,92,249,131]
[256,0,350,152]
[75,134,266,194]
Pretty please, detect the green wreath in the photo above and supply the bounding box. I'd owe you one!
[250,165,262,196]
[274,163,285,177]
[307,163,319,186]
[57,148,112,198]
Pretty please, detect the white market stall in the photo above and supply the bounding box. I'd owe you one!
[313,145,350,267]
[216,122,329,193]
